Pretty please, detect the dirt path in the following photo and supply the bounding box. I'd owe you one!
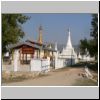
[2,67,85,86]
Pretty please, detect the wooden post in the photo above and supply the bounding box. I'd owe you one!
[22,54,24,64]
[26,54,27,64]
[39,49,40,58]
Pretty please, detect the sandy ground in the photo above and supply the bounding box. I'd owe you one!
[2,67,87,86]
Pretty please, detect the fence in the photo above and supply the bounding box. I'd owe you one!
[30,58,50,72]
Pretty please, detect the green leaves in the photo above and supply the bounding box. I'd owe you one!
[2,14,30,53]
[17,14,30,24]
[80,14,98,60]
[90,14,98,42]
[80,38,89,55]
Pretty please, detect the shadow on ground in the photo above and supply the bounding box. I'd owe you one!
[69,61,98,72]
[72,78,98,86]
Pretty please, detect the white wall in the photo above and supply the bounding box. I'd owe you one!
[30,59,41,71]
[81,55,95,62]
[41,59,50,72]
[55,58,65,69]
[54,50,77,69]
[30,58,50,72]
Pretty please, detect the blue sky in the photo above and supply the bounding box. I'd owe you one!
[21,13,92,45]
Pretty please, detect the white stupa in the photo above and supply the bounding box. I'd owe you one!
[59,28,77,60]
[78,52,82,59]
[82,48,95,61]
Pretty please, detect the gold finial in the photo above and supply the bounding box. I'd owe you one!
[38,25,43,44]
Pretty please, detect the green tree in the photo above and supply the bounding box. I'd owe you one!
[79,38,88,55]
[80,14,98,60]
[90,14,98,59]
[2,14,29,54]
[90,14,98,41]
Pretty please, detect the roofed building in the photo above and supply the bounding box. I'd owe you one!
[8,26,56,65]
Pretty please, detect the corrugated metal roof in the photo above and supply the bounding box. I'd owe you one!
[8,41,42,49]
[8,41,56,52]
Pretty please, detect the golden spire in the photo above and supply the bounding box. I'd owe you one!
[38,25,43,44]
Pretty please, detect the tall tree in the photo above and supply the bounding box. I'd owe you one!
[80,14,98,60]
[79,38,88,55]
[2,14,29,54]
[90,14,98,41]
[90,14,98,59]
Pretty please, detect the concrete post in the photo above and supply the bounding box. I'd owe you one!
[13,49,19,72]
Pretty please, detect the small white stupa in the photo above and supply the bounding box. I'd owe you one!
[82,48,95,61]
[59,28,77,61]
[78,52,82,59]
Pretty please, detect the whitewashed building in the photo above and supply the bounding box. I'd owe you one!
[55,29,78,69]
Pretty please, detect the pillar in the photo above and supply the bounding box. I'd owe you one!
[13,49,19,72]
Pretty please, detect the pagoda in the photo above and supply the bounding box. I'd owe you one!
[59,28,77,62]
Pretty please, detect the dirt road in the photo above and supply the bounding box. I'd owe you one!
[2,67,86,86]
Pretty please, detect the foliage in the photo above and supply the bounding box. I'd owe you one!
[2,14,30,54]
[90,14,98,42]
[80,14,98,60]
[79,38,88,55]
[90,14,98,59]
